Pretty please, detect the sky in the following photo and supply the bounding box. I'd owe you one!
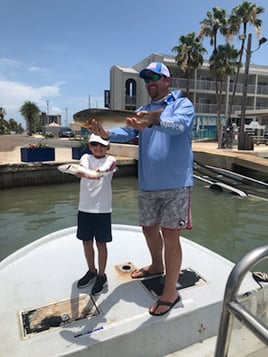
[1,0,268,128]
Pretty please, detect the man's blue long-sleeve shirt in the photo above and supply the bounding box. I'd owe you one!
[108,90,195,191]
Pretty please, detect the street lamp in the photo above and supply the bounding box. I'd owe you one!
[45,100,50,125]
[46,100,49,115]
[65,107,68,126]
[238,34,267,150]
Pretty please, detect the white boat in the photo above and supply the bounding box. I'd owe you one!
[0,225,267,356]
[193,173,248,197]
[194,161,268,200]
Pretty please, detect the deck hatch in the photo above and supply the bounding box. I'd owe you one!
[19,294,100,338]
[141,268,207,297]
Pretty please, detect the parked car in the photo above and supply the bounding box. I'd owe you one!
[58,127,75,138]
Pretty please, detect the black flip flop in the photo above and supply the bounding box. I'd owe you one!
[131,267,164,279]
[149,295,181,316]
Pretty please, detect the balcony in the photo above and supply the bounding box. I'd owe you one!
[123,76,268,116]
[170,77,268,96]
[257,85,268,95]
[194,103,242,115]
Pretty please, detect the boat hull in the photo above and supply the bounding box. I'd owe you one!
[0,225,258,356]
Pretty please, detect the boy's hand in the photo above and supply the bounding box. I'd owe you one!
[90,119,110,138]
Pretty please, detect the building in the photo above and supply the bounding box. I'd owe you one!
[40,112,62,127]
[108,53,268,139]
[40,112,62,136]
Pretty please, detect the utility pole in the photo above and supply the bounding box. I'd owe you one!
[46,100,50,125]
[65,107,68,126]
[238,33,252,150]
[238,34,267,150]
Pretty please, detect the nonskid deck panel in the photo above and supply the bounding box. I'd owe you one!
[19,267,207,338]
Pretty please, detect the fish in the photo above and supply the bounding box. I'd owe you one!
[73,108,159,129]
[58,163,118,178]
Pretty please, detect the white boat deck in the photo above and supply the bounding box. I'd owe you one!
[0,225,262,356]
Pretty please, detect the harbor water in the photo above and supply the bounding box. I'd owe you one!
[0,176,267,272]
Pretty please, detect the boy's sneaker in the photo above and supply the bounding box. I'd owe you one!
[92,274,107,295]
[77,270,97,288]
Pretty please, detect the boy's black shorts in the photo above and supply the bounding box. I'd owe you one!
[77,211,112,242]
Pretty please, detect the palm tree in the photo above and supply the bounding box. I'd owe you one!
[209,44,240,146]
[172,32,206,97]
[199,7,229,53]
[20,101,40,136]
[226,1,264,126]
[0,107,7,134]
[199,7,229,142]
[0,107,6,120]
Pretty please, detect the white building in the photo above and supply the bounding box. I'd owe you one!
[108,53,268,138]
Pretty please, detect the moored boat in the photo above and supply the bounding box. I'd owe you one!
[194,160,268,200]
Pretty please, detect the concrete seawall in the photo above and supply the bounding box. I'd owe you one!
[0,143,138,189]
[0,142,267,189]
[0,159,137,189]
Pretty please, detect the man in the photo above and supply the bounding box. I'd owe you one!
[91,62,194,316]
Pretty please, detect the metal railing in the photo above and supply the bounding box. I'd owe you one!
[214,243,268,356]
[170,77,268,96]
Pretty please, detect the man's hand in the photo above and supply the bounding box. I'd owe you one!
[126,109,162,129]
[126,111,153,130]
[125,116,149,130]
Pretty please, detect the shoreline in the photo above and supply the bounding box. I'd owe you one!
[0,135,267,189]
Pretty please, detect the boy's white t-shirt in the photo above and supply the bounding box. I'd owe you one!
[78,154,116,213]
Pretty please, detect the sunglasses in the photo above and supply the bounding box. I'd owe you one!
[144,74,163,83]
[90,142,107,147]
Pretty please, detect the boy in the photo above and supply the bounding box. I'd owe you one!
[76,133,116,295]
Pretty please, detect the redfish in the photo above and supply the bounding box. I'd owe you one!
[73,108,159,129]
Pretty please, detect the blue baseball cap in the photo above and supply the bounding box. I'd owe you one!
[139,62,170,78]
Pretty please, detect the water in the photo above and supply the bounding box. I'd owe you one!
[0,177,267,271]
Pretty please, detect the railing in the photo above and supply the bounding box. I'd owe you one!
[214,243,268,357]
[124,76,268,115]
[124,96,256,116]
[170,77,268,96]
[194,103,242,115]
[257,85,268,95]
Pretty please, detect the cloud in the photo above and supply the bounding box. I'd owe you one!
[28,66,46,73]
[0,56,105,126]
[0,80,61,121]
[50,106,62,114]
[0,57,20,68]
[0,57,21,80]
